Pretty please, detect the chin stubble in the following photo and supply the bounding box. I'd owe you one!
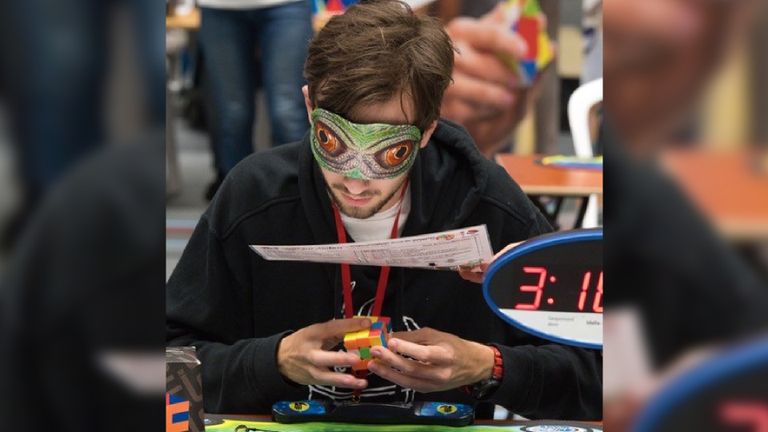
[329,177,407,219]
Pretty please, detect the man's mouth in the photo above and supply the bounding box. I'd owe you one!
[340,191,373,206]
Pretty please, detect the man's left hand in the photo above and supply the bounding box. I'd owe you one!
[368,327,495,393]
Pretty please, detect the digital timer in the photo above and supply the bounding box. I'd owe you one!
[483,229,603,349]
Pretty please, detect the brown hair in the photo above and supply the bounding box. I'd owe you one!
[304,0,455,131]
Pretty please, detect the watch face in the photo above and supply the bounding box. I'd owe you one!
[483,229,603,349]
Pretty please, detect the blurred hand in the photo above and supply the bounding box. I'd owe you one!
[604,0,704,74]
[458,241,521,284]
[368,327,494,393]
[277,317,371,389]
[442,4,538,156]
[603,0,746,149]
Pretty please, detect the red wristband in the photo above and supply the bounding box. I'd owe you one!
[489,345,503,381]
[460,344,503,396]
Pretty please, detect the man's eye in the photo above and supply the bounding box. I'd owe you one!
[378,142,414,167]
[315,123,345,156]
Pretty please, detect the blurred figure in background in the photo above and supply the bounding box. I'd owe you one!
[0,0,164,249]
[199,0,312,199]
[0,1,165,430]
[0,137,165,432]
[603,0,768,429]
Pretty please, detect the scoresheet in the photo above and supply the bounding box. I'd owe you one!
[250,225,493,270]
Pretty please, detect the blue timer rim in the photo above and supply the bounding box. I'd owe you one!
[482,228,603,350]
[632,337,768,432]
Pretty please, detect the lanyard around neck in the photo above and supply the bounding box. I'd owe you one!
[331,180,409,319]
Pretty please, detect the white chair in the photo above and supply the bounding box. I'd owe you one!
[567,78,602,228]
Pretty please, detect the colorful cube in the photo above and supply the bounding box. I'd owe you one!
[500,0,555,86]
[343,316,392,371]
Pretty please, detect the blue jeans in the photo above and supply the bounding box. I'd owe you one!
[6,0,164,201]
[199,2,312,176]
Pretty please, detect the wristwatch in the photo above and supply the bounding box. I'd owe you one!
[462,344,503,400]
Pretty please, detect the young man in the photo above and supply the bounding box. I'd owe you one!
[167,0,601,420]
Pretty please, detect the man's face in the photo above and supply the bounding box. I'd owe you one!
[305,92,435,219]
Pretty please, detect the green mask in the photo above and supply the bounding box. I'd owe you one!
[310,108,422,180]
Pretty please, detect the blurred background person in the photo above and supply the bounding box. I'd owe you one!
[0,0,164,250]
[0,1,166,430]
[603,0,768,429]
[197,0,312,199]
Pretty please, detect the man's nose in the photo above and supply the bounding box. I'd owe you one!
[343,177,368,195]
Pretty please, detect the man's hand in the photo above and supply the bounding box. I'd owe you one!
[442,4,538,156]
[277,317,370,389]
[368,327,495,393]
[458,241,521,284]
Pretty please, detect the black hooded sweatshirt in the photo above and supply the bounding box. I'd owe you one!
[166,120,602,420]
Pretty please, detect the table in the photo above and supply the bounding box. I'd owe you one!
[661,149,768,242]
[495,154,603,197]
[495,154,603,229]
[204,414,603,431]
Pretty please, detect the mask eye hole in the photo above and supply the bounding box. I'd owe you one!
[315,123,345,156]
[378,141,414,168]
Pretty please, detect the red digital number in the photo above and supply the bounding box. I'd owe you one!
[592,271,603,313]
[578,271,604,313]
[578,272,592,311]
[515,267,547,310]
[720,401,768,431]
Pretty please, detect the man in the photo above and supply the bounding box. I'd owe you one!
[167,0,601,420]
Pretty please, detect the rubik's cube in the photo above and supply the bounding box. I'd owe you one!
[343,316,392,372]
[311,0,347,32]
[502,0,555,86]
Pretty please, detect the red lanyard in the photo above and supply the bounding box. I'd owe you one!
[331,180,409,319]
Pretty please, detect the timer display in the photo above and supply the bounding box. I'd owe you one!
[506,266,603,313]
[483,229,602,349]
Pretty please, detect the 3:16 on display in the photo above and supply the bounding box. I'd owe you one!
[514,267,603,313]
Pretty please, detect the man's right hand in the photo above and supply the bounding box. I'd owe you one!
[277,317,371,389]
